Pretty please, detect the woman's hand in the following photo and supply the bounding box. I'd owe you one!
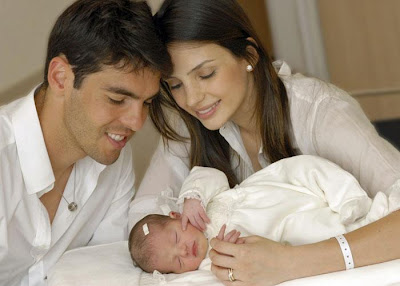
[182,198,210,231]
[209,235,296,286]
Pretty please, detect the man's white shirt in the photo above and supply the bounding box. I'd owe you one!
[0,88,135,286]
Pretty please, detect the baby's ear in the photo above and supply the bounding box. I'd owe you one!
[169,211,181,219]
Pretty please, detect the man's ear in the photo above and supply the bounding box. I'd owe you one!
[169,211,181,219]
[47,56,73,92]
[245,37,260,68]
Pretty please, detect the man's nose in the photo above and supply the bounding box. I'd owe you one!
[122,103,148,131]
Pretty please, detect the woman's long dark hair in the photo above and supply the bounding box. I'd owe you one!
[151,0,297,187]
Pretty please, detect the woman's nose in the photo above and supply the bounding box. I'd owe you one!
[186,85,205,108]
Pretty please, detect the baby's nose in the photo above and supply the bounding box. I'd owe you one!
[178,244,189,257]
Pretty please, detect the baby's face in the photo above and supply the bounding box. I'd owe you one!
[151,218,208,273]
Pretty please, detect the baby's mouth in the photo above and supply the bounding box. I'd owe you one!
[192,241,197,257]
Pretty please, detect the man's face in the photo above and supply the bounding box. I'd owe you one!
[151,218,208,274]
[63,66,160,165]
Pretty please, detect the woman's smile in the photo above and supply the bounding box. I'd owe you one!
[195,100,221,120]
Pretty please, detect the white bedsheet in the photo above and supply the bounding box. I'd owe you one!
[48,241,400,286]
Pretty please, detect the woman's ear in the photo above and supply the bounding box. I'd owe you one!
[47,55,73,92]
[245,37,260,68]
[169,211,182,219]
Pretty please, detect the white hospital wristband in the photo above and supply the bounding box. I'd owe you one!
[334,234,354,270]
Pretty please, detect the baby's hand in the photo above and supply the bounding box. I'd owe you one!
[182,198,210,231]
[216,224,244,244]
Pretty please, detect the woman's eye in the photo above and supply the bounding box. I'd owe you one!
[200,70,215,79]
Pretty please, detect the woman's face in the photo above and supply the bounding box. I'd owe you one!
[164,42,256,130]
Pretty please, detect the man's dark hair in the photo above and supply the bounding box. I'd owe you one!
[43,0,171,89]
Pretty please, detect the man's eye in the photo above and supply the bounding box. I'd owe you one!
[108,97,124,105]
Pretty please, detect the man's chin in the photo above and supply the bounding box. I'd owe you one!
[91,151,121,165]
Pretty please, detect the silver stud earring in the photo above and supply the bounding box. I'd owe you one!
[246,64,253,72]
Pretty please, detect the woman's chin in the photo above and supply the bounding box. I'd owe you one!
[199,118,226,131]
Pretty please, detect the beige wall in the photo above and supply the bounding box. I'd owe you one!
[0,0,161,188]
[0,0,73,103]
[266,0,400,122]
[318,0,400,121]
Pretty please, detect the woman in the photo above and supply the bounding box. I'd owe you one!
[132,0,400,285]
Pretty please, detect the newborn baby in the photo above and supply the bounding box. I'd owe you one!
[128,212,240,273]
[129,155,400,274]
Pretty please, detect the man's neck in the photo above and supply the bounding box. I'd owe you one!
[35,86,85,179]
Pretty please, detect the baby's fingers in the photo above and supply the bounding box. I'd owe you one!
[199,208,211,223]
[229,231,241,243]
[194,214,207,231]
[223,230,240,243]
[217,224,227,240]
[182,215,189,230]
[236,237,245,244]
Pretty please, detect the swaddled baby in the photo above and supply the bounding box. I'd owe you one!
[129,155,400,274]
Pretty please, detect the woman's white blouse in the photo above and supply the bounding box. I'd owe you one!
[130,61,400,226]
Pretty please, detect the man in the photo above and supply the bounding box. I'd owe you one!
[0,0,171,285]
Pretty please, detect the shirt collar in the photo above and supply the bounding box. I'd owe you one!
[273,60,292,76]
[12,86,55,195]
[11,87,108,196]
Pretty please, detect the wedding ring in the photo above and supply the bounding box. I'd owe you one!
[228,268,236,282]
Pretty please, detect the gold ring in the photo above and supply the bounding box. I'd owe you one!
[228,268,236,282]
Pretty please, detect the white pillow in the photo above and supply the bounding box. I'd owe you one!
[48,241,400,286]
[48,241,145,286]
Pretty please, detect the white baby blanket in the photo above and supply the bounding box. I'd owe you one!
[178,156,400,246]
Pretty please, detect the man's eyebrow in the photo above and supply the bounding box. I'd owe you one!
[104,87,159,100]
[104,87,137,98]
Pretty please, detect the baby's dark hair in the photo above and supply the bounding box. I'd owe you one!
[128,214,171,272]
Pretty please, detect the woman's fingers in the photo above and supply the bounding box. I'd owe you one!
[210,237,240,258]
[211,264,244,285]
[209,246,237,268]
